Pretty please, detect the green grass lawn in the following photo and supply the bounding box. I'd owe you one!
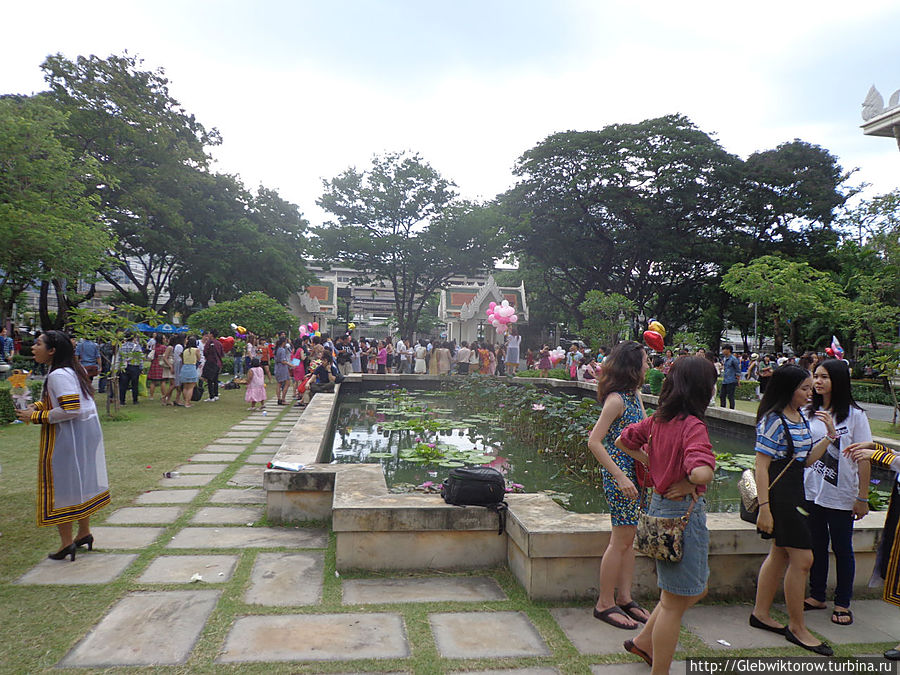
[0,386,252,672]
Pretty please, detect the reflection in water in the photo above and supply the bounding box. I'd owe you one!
[327,393,755,514]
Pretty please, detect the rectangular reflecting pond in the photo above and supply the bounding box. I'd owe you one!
[326,390,755,513]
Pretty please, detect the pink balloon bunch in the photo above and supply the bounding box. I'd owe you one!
[485,299,518,335]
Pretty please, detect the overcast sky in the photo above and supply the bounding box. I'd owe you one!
[5,1,900,225]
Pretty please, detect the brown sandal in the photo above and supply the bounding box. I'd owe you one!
[624,638,653,666]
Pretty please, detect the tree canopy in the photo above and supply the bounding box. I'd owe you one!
[186,292,296,338]
[314,152,498,338]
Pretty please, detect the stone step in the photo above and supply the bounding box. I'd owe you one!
[244,551,324,605]
[190,452,239,462]
[682,605,785,650]
[217,613,409,663]
[342,576,506,605]
[173,463,229,474]
[137,554,238,583]
[59,590,221,667]
[135,489,200,505]
[80,526,165,549]
[190,506,263,525]
[207,489,266,504]
[430,611,550,658]
[16,553,137,585]
[105,506,186,525]
[167,526,327,549]
[159,474,216,488]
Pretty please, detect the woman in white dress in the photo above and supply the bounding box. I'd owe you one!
[505,327,522,375]
[16,330,110,561]
[414,339,428,374]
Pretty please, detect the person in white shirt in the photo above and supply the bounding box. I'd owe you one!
[803,359,872,626]
[456,342,471,375]
[395,338,409,374]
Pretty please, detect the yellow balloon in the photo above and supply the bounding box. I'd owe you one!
[348,322,356,330]
[236,325,246,334]
[649,321,666,338]
[315,331,321,337]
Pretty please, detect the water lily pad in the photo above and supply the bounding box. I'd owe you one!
[367,452,394,459]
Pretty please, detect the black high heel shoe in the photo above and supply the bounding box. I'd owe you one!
[74,534,93,551]
[48,542,77,561]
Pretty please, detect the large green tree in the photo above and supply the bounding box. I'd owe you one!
[501,115,740,341]
[186,291,296,338]
[0,95,112,326]
[41,52,219,311]
[314,152,498,338]
[721,255,843,352]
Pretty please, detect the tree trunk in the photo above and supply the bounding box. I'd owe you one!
[773,312,783,353]
[789,319,800,354]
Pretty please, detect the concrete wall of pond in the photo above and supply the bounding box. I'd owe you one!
[263,374,896,601]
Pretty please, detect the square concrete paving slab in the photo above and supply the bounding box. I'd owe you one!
[85,526,165,549]
[16,553,137,585]
[213,438,252,445]
[208,488,266,504]
[245,552,324,605]
[592,664,684,675]
[224,432,259,439]
[217,613,409,662]
[159,474,216,488]
[134,489,200,505]
[550,607,659,655]
[190,452,240,462]
[231,425,265,431]
[105,506,185,525]
[778,599,900,644]
[138,554,238,583]
[343,576,507,605]
[430,611,550,658]
[59,589,220,667]
[682,605,786,650]
[228,466,264,487]
[204,443,249,451]
[173,463,228,474]
[244,453,274,464]
[190,506,264,524]
[167,526,328,549]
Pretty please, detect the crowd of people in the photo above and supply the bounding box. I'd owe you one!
[585,340,899,670]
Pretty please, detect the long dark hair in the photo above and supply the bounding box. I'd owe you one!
[654,356,717,423]
[757,365,811,422]
[809,358,861,424]
[596,341,646,402]
[42,330,94,399]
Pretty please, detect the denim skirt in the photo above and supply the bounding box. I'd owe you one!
[649,492,709,596]
[179,363,199,383]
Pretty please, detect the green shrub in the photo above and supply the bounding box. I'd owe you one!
[9,355,33,370]
[221,356,235,374]
[716,379,758,401]
[0,388,15,425]
[28,380,43,403]
[515,368,570,380]
[852,381,894,406]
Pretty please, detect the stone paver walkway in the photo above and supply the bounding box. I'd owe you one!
[15,401,897,672]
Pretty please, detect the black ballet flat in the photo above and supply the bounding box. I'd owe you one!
[784,627,833,656]
[48,542,77,561]
[74,533,93,551]
[749,614,786,635]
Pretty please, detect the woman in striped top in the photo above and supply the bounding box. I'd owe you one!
[750,365,837,655]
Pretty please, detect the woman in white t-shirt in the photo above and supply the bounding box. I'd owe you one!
[803,359,872,626]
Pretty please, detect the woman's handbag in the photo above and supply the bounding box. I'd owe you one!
[737,414,802,524]
[632,426,695,563]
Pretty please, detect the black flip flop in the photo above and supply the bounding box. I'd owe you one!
[624,638,653,666]
[593,606,638,630]
[831,610,853,625]
[618,600,649,623]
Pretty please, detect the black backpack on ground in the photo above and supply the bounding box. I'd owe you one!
[441,466,509,534]
[191,380,204,402]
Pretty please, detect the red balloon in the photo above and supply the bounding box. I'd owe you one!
[311,322,319,331]
[825,347,834,356]
[643,330,664,352]
[218,336,235,353]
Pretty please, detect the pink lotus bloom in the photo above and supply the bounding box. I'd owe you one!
[421,481,434,488]
[532,404,545,411]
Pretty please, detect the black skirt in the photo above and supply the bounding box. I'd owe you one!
[759,457,812,549]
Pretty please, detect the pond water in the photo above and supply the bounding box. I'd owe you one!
[327,391,756,514]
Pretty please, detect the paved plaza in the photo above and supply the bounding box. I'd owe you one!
[14,400,899,672]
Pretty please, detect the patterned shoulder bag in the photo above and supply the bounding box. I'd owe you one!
[633,424,696,563]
